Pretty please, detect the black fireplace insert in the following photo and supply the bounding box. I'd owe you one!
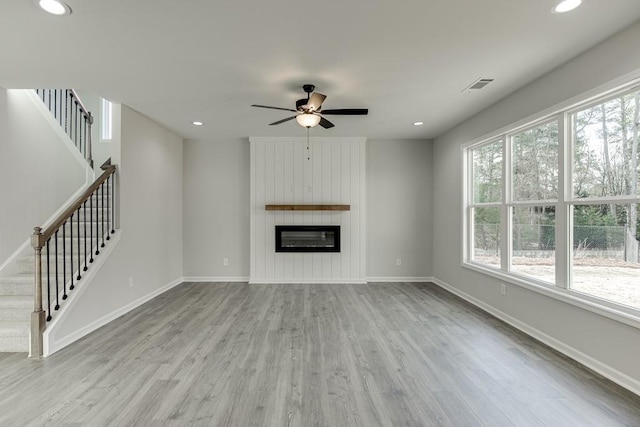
[275,225,341,253]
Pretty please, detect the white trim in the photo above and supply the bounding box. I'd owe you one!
[249,279,367,285]
[182,276,250,283]
[366,277,433,283]
[430,276,640,397]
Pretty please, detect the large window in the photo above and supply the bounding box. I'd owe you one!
[465,84,640,315]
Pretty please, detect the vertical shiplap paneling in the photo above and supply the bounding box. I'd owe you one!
[253,141,266,279]
[358,139,367,279]
[331,140,342,278]
[274,140,285,279]
[249,137,366,283]
[265,142,275,279]
[283,140,295,280]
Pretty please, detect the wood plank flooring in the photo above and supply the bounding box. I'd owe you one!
[1,282,639,426]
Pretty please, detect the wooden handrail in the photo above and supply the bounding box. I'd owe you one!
[39,165,115,243]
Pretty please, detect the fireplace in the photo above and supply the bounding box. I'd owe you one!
[275,225,340,253]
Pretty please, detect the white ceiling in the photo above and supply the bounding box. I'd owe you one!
[1,0,640,141]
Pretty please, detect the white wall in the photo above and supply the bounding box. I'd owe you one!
[50,105,183,348]
[250,137,366,283]
[182,137,433,282]
[183,138,250,279]
[366,139,432,280]
[432,21,640,393]
[0,88,87,267]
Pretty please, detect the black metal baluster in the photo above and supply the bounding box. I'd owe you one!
[111,173,115,234]
[54,231,59,311]
[65,90,69,134]
[62,222,67,300]
[106,176,111,240]
[80,113,84,157]
[77,206,82,280]
[53,90,57,120]
[47,89,51,111]
[100,183,105,248]
[83,201,88,271]
[70,215,74,291]
[89,193,94,263]
[46,240,51,321]
[95,188,100,255]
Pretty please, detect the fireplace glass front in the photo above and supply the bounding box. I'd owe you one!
[275,225,340,253]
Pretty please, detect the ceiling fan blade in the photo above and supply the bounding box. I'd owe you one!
[319,117,335,129]
[252,104,297,112]
[269,116,297,126]
[307,93,326,111]
[320,108,368,115]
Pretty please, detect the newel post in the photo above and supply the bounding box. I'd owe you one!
[87,111,94,169]
[29,227,46,359]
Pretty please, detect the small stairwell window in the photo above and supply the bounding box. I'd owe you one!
[100,98,113,141]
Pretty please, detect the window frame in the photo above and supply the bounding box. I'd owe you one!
[100,97,113,142]
[462,77,640,329]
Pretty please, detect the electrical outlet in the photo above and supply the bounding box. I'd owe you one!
[223,258,229,266]
[128,277,134,288]
[501,284,507,295]
[396,258,402,266]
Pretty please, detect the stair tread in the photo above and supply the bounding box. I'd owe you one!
[0,296,32,308]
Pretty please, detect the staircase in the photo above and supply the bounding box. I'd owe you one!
[0,191,111,352]
[0,89,116,355]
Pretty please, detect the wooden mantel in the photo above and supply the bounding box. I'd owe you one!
[265,204,350,211]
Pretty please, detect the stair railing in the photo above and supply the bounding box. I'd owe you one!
[35,89,94,168]
[30,163,116,358]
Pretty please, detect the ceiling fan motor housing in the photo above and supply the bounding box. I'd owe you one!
[296,98,309,111]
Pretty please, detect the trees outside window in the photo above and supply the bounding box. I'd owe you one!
[465,84,640,312]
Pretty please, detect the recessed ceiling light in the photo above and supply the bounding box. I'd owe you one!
[37,0,72,15]
[552,0,582,14]
[413,121,424,126]
[192,121,203,126]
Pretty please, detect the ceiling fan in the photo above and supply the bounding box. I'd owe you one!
[251,84,368,129]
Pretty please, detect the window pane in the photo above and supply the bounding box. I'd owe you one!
[573,90,640,198]
[572,204,640,309]
[473,140,503,203]
[511,206,556,283]
[512,122,558,201]
[101,98,113,141]
[472,207,500,268]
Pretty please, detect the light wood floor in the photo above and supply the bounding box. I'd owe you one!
[1,282,639,426]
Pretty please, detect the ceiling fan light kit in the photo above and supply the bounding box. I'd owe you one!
[251,84,368,129]
[296,113,321,128]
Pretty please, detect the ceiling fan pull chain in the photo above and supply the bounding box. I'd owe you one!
[307,128,311,160]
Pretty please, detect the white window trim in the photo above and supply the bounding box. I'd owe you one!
[461,72,640,330]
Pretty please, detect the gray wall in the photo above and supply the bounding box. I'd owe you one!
[432,21,640,391]
[183,139,250,279]
[367,139,432,279]
[182,138,433,280]
[52,105,184,343]
[0,89,86,266]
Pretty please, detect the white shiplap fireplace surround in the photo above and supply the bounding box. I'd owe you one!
[250,137,366,283]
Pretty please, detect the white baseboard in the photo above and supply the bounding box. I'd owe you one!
[430,277,640,397]
[367,276,433,283]
[45,270,183,356]
[182,276,250,283]
[249,278,367,284]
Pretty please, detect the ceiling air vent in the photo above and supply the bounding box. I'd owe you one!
[462,78,494,92]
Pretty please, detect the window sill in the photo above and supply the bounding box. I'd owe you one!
[461,261,640,330]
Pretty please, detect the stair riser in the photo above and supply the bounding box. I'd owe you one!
[0,282,32,296]
[0,336,28,353]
